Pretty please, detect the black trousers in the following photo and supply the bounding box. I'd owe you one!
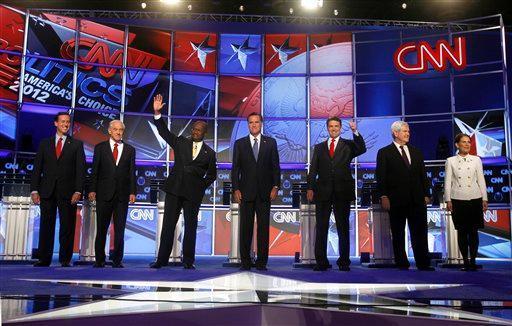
[38,193,77,264]
[388,204,431,268]
[314,198,351,267]
[239,197,270,268]
[95,193,129,264]
[156,193,201,265]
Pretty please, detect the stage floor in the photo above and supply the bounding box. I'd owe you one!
[1,256,511,325]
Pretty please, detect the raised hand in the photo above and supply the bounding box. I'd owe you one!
[153,94,166,114]
[349,119,357,132]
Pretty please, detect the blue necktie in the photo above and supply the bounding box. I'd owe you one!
[252,138,259,160]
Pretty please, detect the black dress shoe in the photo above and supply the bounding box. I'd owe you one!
[256,266,267,271]
[468,264,478,271]
[313,265,327,271]
[239,265,251,271]
[112,262,124,268]
[338,265,350,272]
[183,263,196,270]
[61,262,72,268]
[460,265,470,271]
[93,262,105,268]
[417,266,435,271]
[33,261,50,267]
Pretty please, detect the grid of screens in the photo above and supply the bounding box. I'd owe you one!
[0,6,509,203]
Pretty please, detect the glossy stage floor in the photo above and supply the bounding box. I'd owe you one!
[1,256,511,325]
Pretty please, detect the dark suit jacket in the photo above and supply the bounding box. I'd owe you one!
[307,134,366,201]
[89,140,136,202]
[376,143,430,208]
[30,136,86,199]
[231,135,281,201]
[154,117,217,203]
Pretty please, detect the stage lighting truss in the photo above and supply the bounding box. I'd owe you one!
[35,9,502,32]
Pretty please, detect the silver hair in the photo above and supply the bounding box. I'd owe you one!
[390,120,409,139]
[109,119,125,130]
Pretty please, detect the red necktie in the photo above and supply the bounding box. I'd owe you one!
[329,138,335,158]
[55,137,63,159]
[113,143,118,163]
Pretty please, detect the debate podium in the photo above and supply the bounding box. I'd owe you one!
[0,175,36,264]
[222,182,243,267]
[292,183,317,268]
[366,204,395,268]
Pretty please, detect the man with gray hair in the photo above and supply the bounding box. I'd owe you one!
[375,121,434,271]
[89,119,136,268]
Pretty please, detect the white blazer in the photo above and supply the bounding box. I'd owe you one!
[444,154,487,202]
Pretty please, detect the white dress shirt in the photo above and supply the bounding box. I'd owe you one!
[192,141,203,160]
[55,134,67,147]
[326,136,340,150]
[250,133,261,148]
[444,154,487,201]
[393,141,411,163]
[109,138,124,166]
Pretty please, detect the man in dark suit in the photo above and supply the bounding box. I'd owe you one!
[150,94,217,269]
[232,112,280,271]
[30,112,86,267]
[306,117,366,271]
[376,121,434,271]
[88,120,136,268]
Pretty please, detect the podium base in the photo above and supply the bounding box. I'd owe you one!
[0,259,37,265]
[223,257,242,267]
[438,262,483,269]
[364,262,397,268]
[74,260,113,266]
[292,262,316,268]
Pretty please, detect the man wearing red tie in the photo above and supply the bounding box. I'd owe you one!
[306,117,366,271]
[30,112,86,267]
[89,120,136,268]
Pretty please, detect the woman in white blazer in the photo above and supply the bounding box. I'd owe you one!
[444,133,488,271]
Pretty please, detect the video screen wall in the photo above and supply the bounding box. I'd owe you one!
[0,5,510,258]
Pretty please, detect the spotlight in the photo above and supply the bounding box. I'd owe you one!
[239,5,244,12]
[402,2,407,9]
[141,2,146,9]
[289,7,294,14]
[301,0,323,9]
[160,0,180,5]
[333,9,338,16]
[187,4,192,10]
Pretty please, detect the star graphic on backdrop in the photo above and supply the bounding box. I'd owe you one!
[93,119,104,130]
[226,36,258,70]
[185,35,216,69]
[267,36,299,65]
[313,34,333,50]
[7,273,506,324]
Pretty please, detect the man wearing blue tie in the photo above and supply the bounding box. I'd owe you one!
[231,112,281,271]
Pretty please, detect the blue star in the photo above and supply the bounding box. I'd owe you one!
[225,36,258,70]
[268,36,299,65]
[185,35,216,69]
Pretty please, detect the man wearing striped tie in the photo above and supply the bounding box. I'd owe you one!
[306,117,366,272]
[89,120,136,268]
[31,112,86,267]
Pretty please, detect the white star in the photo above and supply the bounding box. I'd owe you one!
[268,36,299,65]
[226,36,258,70]
[10,273,506,324]
[185,35,216,69]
